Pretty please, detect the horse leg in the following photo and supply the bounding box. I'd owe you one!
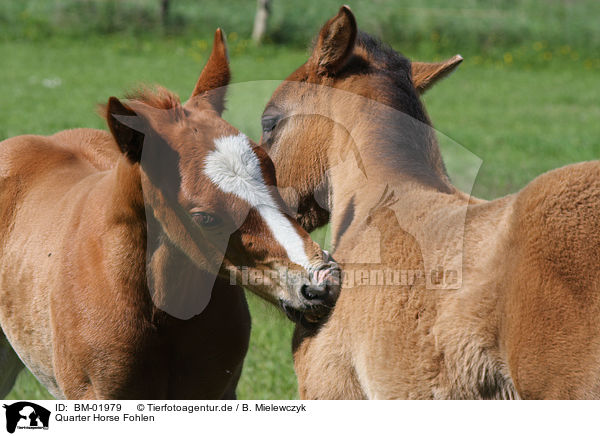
[0,330,24,398]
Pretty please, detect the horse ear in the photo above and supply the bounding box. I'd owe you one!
[310,5,357,76]
[411,55,463,94]
[106,97,145,163]
[190,28,230,114]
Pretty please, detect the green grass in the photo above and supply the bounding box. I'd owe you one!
[2,32,599,400]
[423,63,600,199]
[3,0,600,62]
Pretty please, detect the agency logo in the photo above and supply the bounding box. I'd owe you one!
[2,402,50,434]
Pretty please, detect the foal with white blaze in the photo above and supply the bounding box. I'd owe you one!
[0,29,339,399]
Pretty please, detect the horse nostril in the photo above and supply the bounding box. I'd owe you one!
[301,283,329,301]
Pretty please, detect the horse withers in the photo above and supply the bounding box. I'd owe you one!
[0,29,340,399]
[261,6,600,399]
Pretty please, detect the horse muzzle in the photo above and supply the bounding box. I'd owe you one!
[282,252,341,326]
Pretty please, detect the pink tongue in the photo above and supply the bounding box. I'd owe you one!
[313,268,331,284]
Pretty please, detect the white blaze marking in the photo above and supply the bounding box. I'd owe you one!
[204,134,311,270]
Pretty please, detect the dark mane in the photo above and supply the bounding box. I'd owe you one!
[355,31,411,75]
[353,32,425,120]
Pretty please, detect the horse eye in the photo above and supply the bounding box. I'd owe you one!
[191,211,220,227]
[261,116,279,134]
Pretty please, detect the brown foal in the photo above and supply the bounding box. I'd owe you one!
[261,7,600,399]
[0,30,339,399]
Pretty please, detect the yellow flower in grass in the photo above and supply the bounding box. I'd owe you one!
[503,53,513,64]
[533,41,544,51]
[543,51,552,61]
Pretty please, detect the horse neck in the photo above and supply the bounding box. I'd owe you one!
[330,105,451,211]
[326,109,472,275]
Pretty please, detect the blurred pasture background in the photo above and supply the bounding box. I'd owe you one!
[1,0,599,399]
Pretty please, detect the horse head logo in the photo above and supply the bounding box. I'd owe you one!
[3,402,50,433]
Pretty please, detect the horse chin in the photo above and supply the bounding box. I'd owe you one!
[302,312,323,324]
[279,300,331,329]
